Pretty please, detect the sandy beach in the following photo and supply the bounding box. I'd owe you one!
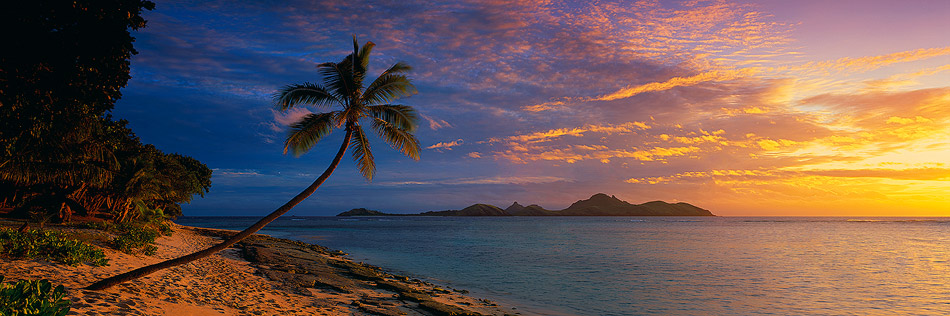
[0,223,514,316]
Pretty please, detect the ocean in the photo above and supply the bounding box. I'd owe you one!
[175,216,950,315]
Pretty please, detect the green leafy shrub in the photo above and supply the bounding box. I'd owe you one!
[0,276,71,316]
[112,225,159,255]
[0,229,108,266]
[156,222,173,236]
[78,219,169,255]
[137,207,174,236]
[77,221,114,231]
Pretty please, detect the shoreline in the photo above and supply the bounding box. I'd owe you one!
[0,222,516,316]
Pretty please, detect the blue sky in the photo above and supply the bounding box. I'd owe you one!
[114,0,950,216]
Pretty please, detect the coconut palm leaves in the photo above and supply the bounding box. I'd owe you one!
[275,36,420,179]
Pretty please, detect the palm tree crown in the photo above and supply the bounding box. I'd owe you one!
[275,36,421,180]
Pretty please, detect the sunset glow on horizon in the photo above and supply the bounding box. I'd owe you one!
[115,0,950,216]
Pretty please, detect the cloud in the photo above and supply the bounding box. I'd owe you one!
[426,139,464,150]
[627,167,950,184]
[272,108,313,127]
[886,116,933,125]
[863,64,950,91]
[800,88,950,133]
[593,68,760,101]
[534,46,950,111]
[448,176,568,185]
[421,114,453,130]
[376,175,569,186]
[800,46,950,74]
[503,122,651,144]
[497,145,702,164]
[806,168,950,180]
[522,100,567,112]
[263,107,314,143]
[214,168,263,176]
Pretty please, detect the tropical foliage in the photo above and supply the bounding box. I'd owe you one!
[0,0,211,224]
[111,224,160,256]
[0,277,71,316]
[0,229,108,266]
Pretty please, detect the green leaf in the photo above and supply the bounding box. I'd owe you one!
[273,83,342,110]
[371,118,421,161]
[283,112,339,157]
[367,104,418,132]
[349,126,376,180]
[363,71,417,106]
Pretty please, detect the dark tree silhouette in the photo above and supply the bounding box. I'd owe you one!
[0,0,159,221]
[1,0,155,152]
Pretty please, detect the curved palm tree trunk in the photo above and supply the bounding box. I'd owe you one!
[86,128,353,291]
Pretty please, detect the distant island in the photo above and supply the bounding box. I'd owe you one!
[338,193,714,216]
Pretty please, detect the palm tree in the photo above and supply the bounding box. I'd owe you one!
[87,36,421,290]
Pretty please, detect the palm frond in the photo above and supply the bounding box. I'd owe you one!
[284,112,338,157]
[0,161,113,187]
[273,83,342,110]
[317,62,355,104]
[362,73,417,106]
[331,110,348,128]
[0,127,118,188]
[348,125,375,180]
[367,104,418,132]
[354,37,375,85]
[380,62,412,76]
[352,35,360,63]
[371,118,421,161]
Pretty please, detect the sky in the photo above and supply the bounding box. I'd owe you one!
[113,0,950,216]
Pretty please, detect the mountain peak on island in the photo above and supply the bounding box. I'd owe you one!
[337,193,714,217]
[337,208,387,216]
[565,193,630,211]
[419,204,508,216]
[560,193,711,216]
[597,193,620,200]
[505,202,525,213]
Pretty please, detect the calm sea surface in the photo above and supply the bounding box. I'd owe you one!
[175,216,950,315]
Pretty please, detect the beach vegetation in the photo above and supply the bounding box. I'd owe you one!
[80,220,168,255]
[87,36,422,290]
[111,225,160,256]
[0,0,211,226]
[0,122,212,225]
[0,229,108,266]
[0,276,71,316]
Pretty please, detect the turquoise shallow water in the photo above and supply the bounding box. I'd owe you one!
[175,216,950,315]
